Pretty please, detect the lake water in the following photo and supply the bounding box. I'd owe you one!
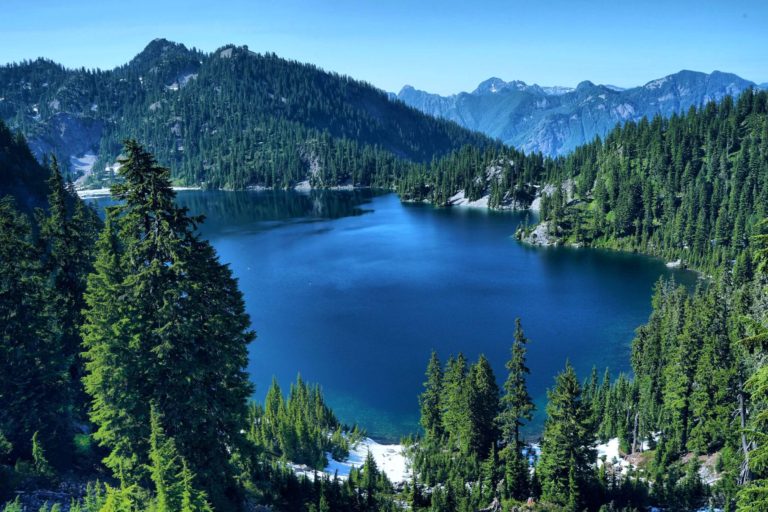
[89,190,697,442]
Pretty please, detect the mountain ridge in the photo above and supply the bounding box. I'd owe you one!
[396,69,765,156]
[0,39,494,189]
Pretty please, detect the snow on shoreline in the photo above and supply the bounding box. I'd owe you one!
[447,190,490,208]
[291,437,410,484]
[77,186,201,198]
[71,152,97,187]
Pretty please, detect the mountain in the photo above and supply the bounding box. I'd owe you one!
[0,39,493,189]
[396,70,760,156]
[0,119,56,211]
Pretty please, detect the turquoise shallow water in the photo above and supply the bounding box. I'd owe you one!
[89,189,697,442]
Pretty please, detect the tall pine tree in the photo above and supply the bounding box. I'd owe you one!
[82,140,254,511]
[498,318,534,499]
[537,361,596,510]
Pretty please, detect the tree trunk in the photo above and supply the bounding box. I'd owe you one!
[737,384,752,485]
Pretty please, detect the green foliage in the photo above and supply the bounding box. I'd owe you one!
[147,407,213,512]
[31,431,54,479]
[35,158,100,420]
[465,355,500,458]
[0,195,70,463]
[537,361,596,510]
[0,120,52,209]
[1,498,22,512]
[253,375,349,469]
[0,432,11,460]
[419,351,443,440]
[498,319,535,499]
[537,90,768,274]
[1,41,494,191]
[81,140,254,510]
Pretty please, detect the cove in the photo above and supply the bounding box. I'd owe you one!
[88,189,698,442]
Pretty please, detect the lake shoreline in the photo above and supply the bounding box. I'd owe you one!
[83,190,700,441]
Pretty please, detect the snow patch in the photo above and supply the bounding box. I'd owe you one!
[596,438,630,471]
[613,103,635,119]
[71,152,97,187]
[294,180,311,191]
[448,190,489,208]
[291,438,410,484]
[541,86,574,96]
[78,185,200,198]
[644,76,669,89]
[70,152,96,175]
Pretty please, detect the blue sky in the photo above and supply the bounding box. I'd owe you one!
[1,0,766,95]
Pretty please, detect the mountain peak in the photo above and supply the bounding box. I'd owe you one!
[396,69,758,157]
[576,80,596,91]
[473,77,511,94]
[135,38,188,59]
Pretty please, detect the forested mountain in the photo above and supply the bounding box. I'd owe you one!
[0,120,61,211]
[3,102,768,510]
[530,89,768,273]
[399,90,768,275]
[0,39,494,189]
[397,70,763,156]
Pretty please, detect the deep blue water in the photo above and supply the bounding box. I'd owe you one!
[89,190,697,442]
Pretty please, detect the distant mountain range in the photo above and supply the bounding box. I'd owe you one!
[395,71,768,156]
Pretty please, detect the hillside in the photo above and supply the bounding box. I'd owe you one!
[527,89,768,272]
[397,70,763,156]
[0,119,63,211]
[0,39,494,189]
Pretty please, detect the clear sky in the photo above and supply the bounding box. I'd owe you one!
[1,0,766,95]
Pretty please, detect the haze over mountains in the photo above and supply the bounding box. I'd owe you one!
[396,71,767,156]
[1,37,765,189]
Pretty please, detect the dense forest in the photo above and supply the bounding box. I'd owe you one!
[0,136,399,512]
[529,89,768,273]
[397,89,768,276]
[405,261,768,511]
[2,85,768,511]
[0,39,495,190]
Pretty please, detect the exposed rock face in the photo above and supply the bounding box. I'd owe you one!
[397,70,759,156]
[518,221,558,247]
[25,112,104,164]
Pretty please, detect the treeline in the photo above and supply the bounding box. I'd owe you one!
[247,376,363,469]
[0,136,402,512]
[396,144,554,208]
[409,323,653,511]
[536,89,768,272]
[409,242,768,511]
[0,40,495,190]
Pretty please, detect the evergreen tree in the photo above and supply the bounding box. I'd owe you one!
[441,354,469,451]
[31,431,54,478]
[81,141,254,511]
[497,319,534,499]
[35,157,99,415]
[419,351,444,440]
[0,196,70,462]
[537,361,596,510]
[466,355,500,458]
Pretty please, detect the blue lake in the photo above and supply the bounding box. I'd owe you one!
[89,190,697,442]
